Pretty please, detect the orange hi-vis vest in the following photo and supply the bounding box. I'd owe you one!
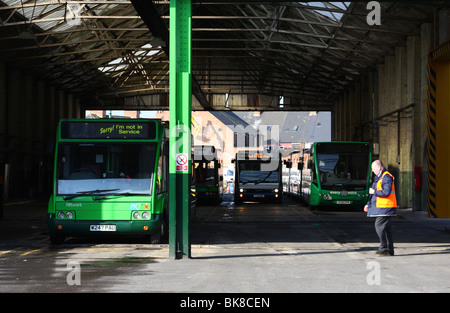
[376,171,397,208]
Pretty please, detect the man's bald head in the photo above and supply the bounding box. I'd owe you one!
[371,160,384,175]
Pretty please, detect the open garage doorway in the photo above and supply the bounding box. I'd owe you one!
[84,110,332,245]
[85,109,331,198]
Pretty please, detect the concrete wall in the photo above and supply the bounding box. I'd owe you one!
[333,24,432,211]
[0,62,81,199]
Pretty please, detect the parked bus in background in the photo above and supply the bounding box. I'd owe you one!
[193,145,223,205]
[48,119,168,244]
[233,150,282,204]
[284,142,372,209]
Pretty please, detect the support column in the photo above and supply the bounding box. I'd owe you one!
[169,0,192,259]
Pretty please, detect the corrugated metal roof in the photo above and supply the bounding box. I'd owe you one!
[0,1,446,109]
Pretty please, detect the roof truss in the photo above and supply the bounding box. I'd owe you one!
[0,1,445,109]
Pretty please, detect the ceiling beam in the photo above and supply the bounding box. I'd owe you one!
[130,0,213,110]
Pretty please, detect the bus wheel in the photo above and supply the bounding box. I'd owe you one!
[149,229,161,244]
[161,211,168,239]
[50,233,65,245]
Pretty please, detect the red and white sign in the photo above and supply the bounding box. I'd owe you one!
[176,153,188,172]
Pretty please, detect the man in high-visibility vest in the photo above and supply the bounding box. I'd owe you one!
[364,160,397,256]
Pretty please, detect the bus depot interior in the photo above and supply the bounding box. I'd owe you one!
[1,1,450,255]
[41,109,379,246]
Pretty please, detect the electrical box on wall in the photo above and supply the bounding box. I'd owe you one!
[373,143,380,155]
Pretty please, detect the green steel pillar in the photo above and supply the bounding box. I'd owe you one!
[169,0,192,259]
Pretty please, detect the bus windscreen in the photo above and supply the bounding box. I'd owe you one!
[239,161,279,185]
[56,142,157,195]
[315,143,370,191]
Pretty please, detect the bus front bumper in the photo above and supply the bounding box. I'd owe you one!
[48,213,162,236]
[236,192,281,202]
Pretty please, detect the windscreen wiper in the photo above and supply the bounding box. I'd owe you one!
[92,192,135,201]
[63,189,120,200]
[254,172,274,185]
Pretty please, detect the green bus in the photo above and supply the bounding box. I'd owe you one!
[284,142,372,208]
[193,145,223,205]
[48,119,168,244]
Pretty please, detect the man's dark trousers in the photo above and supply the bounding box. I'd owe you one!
[375,216,394,254]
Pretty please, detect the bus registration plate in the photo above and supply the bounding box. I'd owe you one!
[90,225,116,232]
[336,201,351,205]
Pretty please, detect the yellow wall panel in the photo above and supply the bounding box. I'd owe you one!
[432,60,450,218]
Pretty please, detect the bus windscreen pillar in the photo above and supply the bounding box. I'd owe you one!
[169,0,192,259]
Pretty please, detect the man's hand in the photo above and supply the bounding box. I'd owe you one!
[364,205,369,212]
[369,188,375,195]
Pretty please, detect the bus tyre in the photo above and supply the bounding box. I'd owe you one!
[50,233,65,245]
[150,229,161,244]
[161,212,168,240]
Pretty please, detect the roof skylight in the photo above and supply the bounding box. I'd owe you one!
[298,2,351,22]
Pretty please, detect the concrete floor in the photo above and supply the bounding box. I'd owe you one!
[0,194,449,294]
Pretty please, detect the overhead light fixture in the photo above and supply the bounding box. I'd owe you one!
[18,30,36,40]
[18,0,37,41]
[150,37,166,47]
[279,96,284,108]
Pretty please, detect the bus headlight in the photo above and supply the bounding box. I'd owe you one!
[66,211,74,219]
[142,212,150,219]
[133,211,141,219]
[57,212,65,219]
[274,188,279,193]
[240,188,244,193]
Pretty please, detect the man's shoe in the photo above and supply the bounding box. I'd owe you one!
[376,250,390,256]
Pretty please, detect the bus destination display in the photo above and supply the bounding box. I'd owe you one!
[60,121,156,139]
